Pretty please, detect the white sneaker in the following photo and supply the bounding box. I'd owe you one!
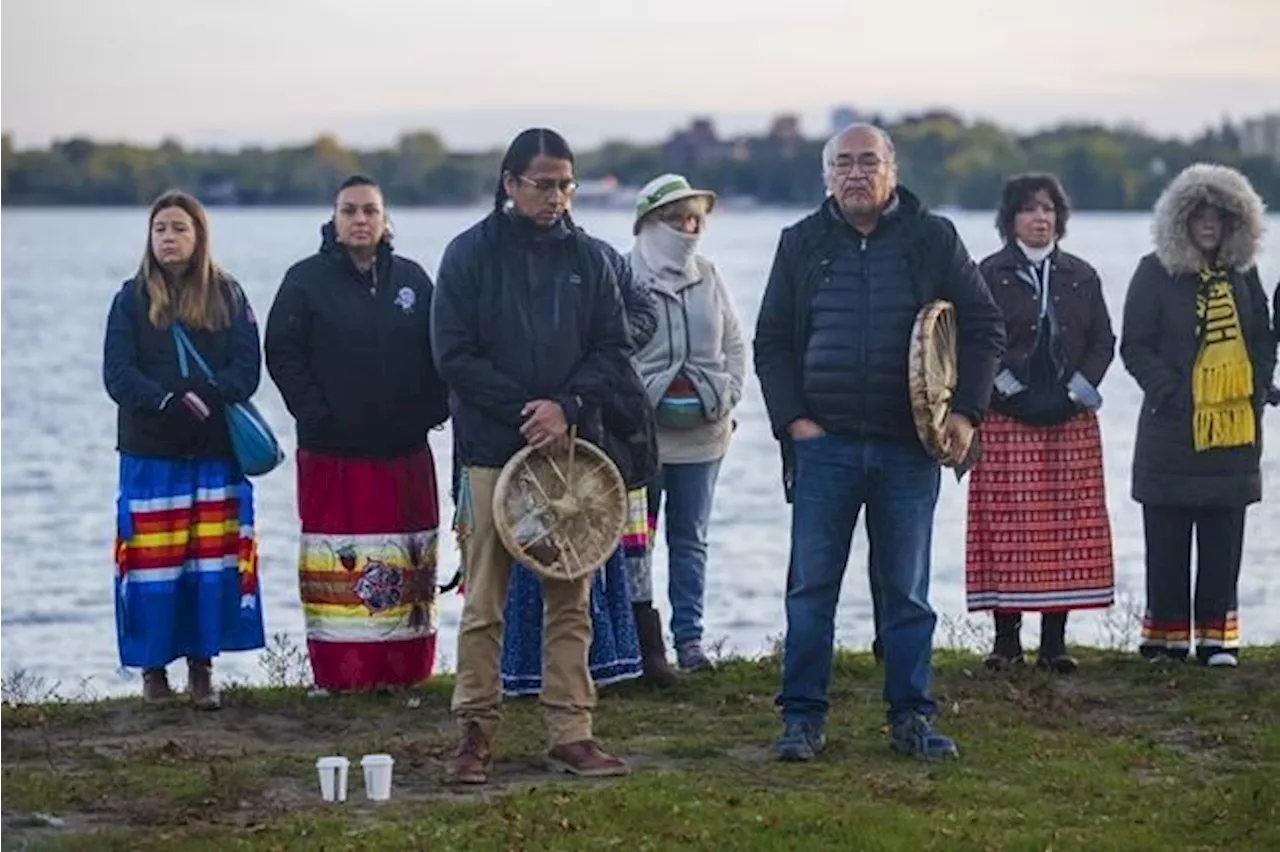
[1206,652,1238,668]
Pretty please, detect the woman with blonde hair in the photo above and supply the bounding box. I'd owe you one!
[629,173,746,674]
[103,190,266,708]
[1121,163,1275,667]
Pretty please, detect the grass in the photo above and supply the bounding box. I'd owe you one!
[3,647,1279,851]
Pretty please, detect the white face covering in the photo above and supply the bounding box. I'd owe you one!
[636,220,700,279]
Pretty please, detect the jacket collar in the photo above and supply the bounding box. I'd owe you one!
[986,241,1086,276]
[818,185,926,240]
[497,209,573,245]
[319,220,393,284]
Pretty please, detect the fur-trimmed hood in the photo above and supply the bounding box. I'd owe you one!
[1153,163,1266,275]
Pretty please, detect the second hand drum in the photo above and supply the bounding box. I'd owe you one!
[909,299,977,476]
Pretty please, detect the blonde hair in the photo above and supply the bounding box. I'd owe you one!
[137,190,233,330]
[642,196,710,230]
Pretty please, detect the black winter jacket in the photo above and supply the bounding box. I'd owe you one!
[1121,254,1274,506]
[264,225,449,459]
[753,190,1005,498]
[431,211,633,469]
[799,201,927,439]
[103,275,261,461]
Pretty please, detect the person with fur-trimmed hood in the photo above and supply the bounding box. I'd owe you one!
[1120,163,1275,668]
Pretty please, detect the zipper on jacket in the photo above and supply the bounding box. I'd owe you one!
[662,299,678,374]
[680,288,693,375]
[858,236,870,433]
[523,249,542,382]
[371,261,391,406]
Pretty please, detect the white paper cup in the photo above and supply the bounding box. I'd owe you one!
[361,754,394,802]
[315,756,349,803]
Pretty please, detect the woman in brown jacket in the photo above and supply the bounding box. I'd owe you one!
[966,173,1117,674]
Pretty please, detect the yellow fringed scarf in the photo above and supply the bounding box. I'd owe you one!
[1192,266,1255,452]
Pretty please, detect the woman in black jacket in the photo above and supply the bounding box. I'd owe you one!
[103,190,265,708]
[1121,163,1275,667]
[265,175,449,693]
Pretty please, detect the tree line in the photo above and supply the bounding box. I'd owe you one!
[2,112,1277,210]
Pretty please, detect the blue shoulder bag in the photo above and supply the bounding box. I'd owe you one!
[171,324,284,477]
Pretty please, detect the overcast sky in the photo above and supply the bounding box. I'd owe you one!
[3,0,1278,150]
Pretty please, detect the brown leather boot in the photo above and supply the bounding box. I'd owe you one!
[445,722,493,785]
[546,740,630,778]
[632,603,678,688]
[142,668,175,704]
[187,658,221,710]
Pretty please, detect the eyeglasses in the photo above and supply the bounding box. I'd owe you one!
[517,175,579,195]
[828,154,887,176]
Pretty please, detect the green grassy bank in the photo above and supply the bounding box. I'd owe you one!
[3,648,1278,851]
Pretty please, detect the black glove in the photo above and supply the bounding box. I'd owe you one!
[1014,386,1080,427]
[159,384,219,443]
[181,379,223,419]
[159,391,199,443]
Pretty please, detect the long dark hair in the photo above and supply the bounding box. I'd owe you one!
[995,173,1071,244]
[493,128,575,210]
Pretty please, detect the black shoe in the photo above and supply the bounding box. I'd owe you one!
[987,612,1024,671]
[984,652,1026,672]
[1035,654,1078,675]
[1037,613,1074,674]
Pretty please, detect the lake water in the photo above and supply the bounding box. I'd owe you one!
[3,206,1278,695]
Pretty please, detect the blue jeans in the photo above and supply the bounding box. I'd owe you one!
[648,459,723,647]
[777,436,940,724]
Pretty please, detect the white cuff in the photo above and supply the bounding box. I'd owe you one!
[994,369,1027,397]
[1066,372,1103,410]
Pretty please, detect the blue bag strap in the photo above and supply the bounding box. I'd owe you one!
[170,324,215,381]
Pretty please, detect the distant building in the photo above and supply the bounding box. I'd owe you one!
[769,115,802,140]
[1239,114,1280,163]
[766,115,803,159]
[661,117,732,173]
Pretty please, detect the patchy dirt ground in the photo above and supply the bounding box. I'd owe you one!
[3,651,1278,851]
[1,679,694,846]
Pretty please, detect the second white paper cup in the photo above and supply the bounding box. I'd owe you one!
[361,753,394,802]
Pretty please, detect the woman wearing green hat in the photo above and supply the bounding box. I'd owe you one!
[629,173,746,675]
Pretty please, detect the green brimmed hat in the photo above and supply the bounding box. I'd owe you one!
[633,173,717,234]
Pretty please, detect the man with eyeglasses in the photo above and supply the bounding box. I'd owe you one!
[432,128,654,784]
[754,123,1005,762]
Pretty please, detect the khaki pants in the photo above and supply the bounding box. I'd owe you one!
[451,466,596,747]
